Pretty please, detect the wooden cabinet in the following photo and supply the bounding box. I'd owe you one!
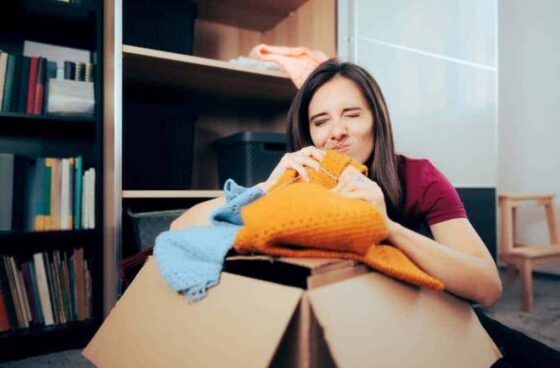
[117,0,336,292]
[0,0,104,360]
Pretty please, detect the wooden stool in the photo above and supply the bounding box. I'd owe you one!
[498,193,560,312]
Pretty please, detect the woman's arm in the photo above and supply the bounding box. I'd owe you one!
[387,218,503,307]
[169,196,225,230]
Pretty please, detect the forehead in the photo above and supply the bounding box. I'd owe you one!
[308,77,368,114]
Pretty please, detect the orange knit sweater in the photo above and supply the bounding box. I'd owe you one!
[233,150,445,290]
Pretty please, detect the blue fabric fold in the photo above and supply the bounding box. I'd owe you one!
[154,179,264,302]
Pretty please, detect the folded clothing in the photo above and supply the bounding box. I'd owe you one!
[234,150,445,290]
[249,44,329,88]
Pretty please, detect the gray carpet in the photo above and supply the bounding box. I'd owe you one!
[2,269,559,367]
[479,269,560,351]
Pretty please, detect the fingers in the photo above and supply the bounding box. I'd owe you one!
[333,166,367,192]
[300,146,325,162]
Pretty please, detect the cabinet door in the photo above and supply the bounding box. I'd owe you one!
[338,0,497,188]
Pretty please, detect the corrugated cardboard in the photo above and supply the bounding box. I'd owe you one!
[83,256,501,367]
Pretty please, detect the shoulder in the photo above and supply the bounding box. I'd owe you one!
[398,154,441,185]
[398,154,466,225]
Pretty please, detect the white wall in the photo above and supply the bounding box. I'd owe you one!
[338,0,497,188]
[499,0,560,272]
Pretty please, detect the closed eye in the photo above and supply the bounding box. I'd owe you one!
[313,120,329,127]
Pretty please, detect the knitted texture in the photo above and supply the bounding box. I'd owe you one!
[154,180,264,302]
[234,150,445,290]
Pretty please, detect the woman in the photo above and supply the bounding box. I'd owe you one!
[171,59,502,308]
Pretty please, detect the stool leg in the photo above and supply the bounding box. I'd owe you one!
[520,259,533,312]
[506,264,517,284]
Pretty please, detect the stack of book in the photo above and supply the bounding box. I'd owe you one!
[0,41,95,116]
[0,248,92,332]
[0,154,96,232]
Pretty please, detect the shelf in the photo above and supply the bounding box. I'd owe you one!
[0,112,95,137]
[123,190,223,199]
[0,230,97,255]
[0,319,98,362]
[23,0,96,22]
[198,0,308,31]
[123,45,297,101]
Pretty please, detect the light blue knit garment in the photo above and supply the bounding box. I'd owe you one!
[154,179,264,302]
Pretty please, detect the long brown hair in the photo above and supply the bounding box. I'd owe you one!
[286,59,404,222]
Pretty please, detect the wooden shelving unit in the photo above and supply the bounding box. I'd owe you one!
[0,0,104,362]
[197,0,309,31]
[117,0,336,294]
[123,45,296,100]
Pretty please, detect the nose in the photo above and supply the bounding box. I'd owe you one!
[329,118,348,141]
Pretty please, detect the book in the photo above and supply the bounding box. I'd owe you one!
[51,251,66,323]
[44,60,58,113]
[34,57,47,114]
[0,286,10,331]
[74,248,85,321]
[11,257,32,326]
[17,56,31,113]
[74,157,82,229]
[23,41,91,78]
[0,154,33,231]
[33,252,54,326]
[61,251,73,321]
[28,261,45,325]
[0,258,19,330]
[26,57,39,114]
[9,54,23,112]
[47,79,94,117]
[2,54,16,112]
[60,158,70,230]
[3,257,25,328]
[44,253,59,325]
[0,52,8,109]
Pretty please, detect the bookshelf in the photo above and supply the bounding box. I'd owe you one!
[123,45,296,100]
[117,0,335,295]
[0,0,103,362]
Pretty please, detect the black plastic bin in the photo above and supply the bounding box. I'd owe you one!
[127,209,186,252]
[213,131,288,187]
[124,0,197,55]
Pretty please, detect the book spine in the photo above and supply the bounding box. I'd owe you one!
[10,54,23,113]
[0,257,19,329]
[28,261,45,325]
[2,54,16,112]
[74,157,82,229]
[0,154,15,231]
[26,57,39,114]
[2,257,23,328]
[0,52,8,109]
[33,253,54,326]
[44,253,59,325]
[33,58,46,115]
[18,56,31,113]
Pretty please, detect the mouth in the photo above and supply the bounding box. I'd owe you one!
[331,144,350,153]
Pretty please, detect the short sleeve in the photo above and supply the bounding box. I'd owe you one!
[420,161,467,226]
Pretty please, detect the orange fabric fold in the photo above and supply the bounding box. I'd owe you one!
[234,150,445,290]
[249,44,329,88]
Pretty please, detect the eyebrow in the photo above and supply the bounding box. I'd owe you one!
[309,107,363,122]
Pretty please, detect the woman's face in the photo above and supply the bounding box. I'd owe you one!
[308,76,374,164]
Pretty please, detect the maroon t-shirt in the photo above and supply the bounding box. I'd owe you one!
[398,155,467,232]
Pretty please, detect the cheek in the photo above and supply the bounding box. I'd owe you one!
[309,126,329,148]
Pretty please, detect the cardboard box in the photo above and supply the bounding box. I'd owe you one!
[83,256,501,367]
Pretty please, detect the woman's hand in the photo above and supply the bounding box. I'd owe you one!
[332,166,396,232]
[258,146,325,193]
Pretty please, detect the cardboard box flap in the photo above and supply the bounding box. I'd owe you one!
[83,257,303,368]
[224,255,360,289]
[308,272,501,368]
